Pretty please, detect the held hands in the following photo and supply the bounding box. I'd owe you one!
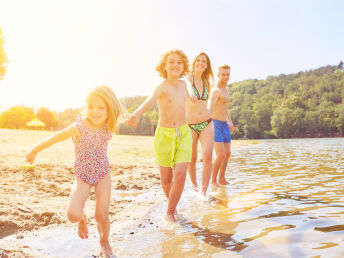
[127,113,140,128]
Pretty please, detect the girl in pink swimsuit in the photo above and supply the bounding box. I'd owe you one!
[26,85,124,257]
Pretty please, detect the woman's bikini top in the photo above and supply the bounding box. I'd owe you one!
[192,77,209,101]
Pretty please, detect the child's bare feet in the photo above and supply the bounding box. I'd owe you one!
[78,214,88,239]
[100,240,113,258]
[166,213,177,223]
[219,179,230,185]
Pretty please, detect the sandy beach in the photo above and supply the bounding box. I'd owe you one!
[0,128,256,257]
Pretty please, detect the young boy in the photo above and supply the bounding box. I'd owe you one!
[127,49,192,222]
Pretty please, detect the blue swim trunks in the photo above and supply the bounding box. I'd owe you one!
[213,119,231,143]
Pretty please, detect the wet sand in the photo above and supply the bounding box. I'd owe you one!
[0,163,162,257]
[0,128,256,257]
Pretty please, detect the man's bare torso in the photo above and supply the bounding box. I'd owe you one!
[212,86,229,121]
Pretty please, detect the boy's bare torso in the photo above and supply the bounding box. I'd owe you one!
[157,80,187,128]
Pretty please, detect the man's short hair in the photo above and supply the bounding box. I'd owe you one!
[218,65,230,72]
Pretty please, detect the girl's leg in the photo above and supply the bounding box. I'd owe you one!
[67,177,91,239]
[159,166,173,198]
[94,173,112,257]
[187,130,199,188]
[199,123,214,195]
[218,143,231,185]
[166,162,188,222]
[212,143,226,187]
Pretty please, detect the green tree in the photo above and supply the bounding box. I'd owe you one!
[253,99,272,132]
[271,107,293,138]
[238,102,259,139]
[291,108,305,137]
[37,107,59,130]
[304,111,318,136]
[335,104,344,135]
[317,101,336,134]
[57,108,81,129]
[0,106,34,129]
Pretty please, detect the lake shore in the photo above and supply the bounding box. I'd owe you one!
[0,129,258,257]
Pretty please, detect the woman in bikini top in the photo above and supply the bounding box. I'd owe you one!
[192,76,209,101]
[185,52,215,196]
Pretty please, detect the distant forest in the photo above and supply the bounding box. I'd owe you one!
[228,62,344,139]
[1,62,343,139]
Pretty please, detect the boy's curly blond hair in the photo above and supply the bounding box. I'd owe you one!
[156,49,189,79]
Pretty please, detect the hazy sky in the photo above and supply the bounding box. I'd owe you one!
[1,0,343,111]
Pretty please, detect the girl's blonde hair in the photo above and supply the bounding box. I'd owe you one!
[86,85,124,134]
[192,52,214,92]
[156,49,190,79]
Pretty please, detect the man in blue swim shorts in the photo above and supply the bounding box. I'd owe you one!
[208,65,234,186]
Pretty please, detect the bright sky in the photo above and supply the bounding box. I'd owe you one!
[1,0,343,111]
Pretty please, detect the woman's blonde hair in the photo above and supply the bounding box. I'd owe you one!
[156,49,190,79]
[86,85,124,134]
[192,52,214,92]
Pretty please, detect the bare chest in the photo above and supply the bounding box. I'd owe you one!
[218,89,230,104]
[159,86,186,108]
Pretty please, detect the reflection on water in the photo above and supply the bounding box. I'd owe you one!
[22,138,344,257]
[115,138,344,257]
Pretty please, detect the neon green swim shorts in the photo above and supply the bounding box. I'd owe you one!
[154,124,192,168]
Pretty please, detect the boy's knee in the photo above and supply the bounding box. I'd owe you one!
[174,170,187,182]
[95,213,109,224]
[67,211,82,223]
[161,177,172,186]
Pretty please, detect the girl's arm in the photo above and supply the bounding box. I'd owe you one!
[26,123,79,164]
[127,85,163,128]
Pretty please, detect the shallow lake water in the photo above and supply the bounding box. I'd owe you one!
[16,138,344,257]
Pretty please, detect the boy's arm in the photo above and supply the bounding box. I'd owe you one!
[26,123,79,164]
[207,88,219,115]
[127,85,163,128]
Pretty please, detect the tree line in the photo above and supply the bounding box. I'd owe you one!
[228,62,344,138]
[1,62,343,139]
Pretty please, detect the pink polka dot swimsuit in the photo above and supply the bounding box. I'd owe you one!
[73,116,112,185]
